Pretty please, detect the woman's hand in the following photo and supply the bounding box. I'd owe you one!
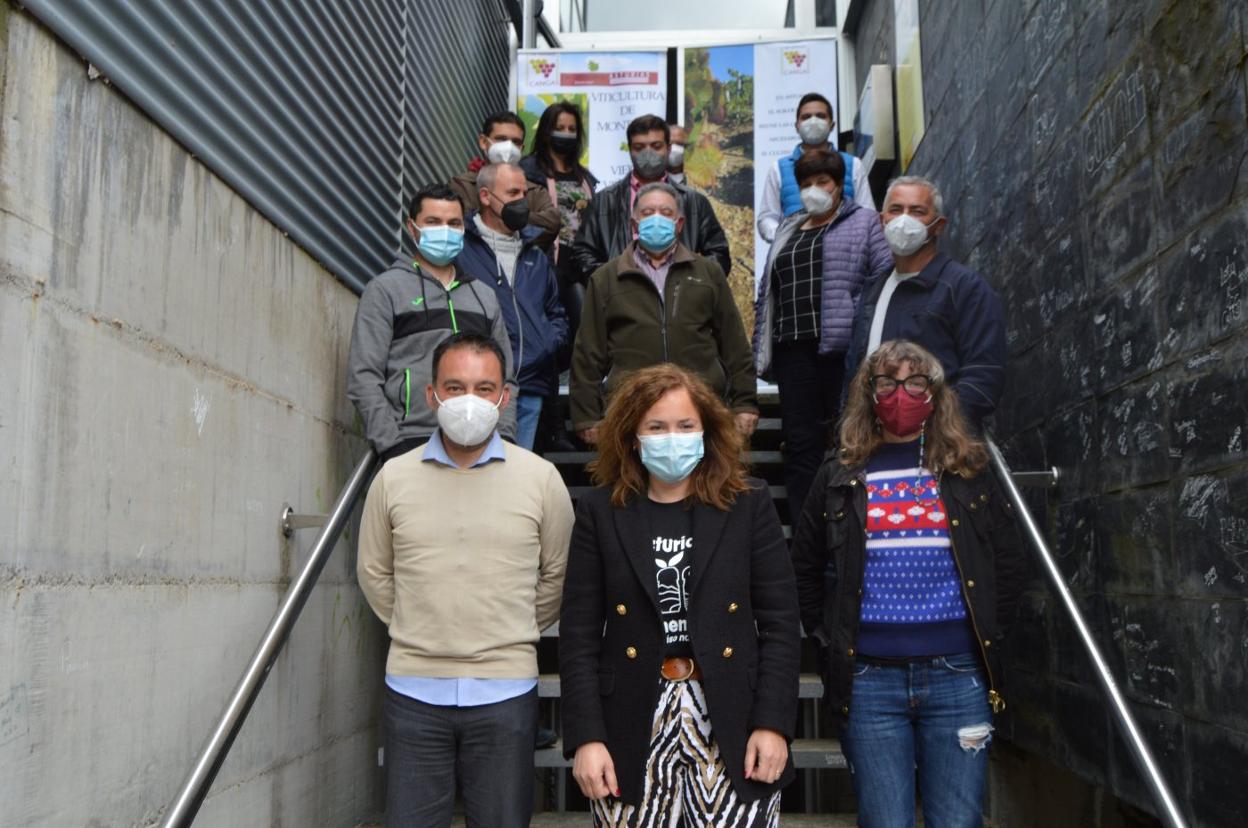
[743,728,788,784]
[572,741,620,800]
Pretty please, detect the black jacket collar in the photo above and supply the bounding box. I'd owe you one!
[610,493,731,614]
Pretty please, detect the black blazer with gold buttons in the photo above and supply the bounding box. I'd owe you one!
[559,479,801,807]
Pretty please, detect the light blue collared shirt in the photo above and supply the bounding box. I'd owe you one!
[386,427,536,707]
[419,428,507,469]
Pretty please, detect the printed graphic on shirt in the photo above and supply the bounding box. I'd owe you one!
[653,534,692,647]
[863,466,967,624]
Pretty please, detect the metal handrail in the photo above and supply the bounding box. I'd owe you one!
[985,438,1187,828]
[161,449,378,828]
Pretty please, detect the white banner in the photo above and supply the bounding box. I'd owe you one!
[516,50,668,188]
[752,39,840,286]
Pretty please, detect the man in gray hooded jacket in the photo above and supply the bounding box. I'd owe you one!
[348,184,516,463]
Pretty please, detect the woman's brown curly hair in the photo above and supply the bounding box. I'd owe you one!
[589,364,750,509]
[838,340,987,475]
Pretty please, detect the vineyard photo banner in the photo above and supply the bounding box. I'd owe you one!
[516,50,669,187]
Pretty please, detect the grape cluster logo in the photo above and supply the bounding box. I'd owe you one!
[782,48,810,74]
[527,55,559,86]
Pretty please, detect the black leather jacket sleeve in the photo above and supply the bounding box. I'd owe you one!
[695,199,732,277]
[790,461,834,643]
[568,193,613,286]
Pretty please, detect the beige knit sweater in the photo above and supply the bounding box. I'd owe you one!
[357,441,574,679]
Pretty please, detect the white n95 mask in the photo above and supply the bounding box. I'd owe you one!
[435,392,502,447]
[486,141,522,165]
[883,213,937,257]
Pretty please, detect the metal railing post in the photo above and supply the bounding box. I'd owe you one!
[160,449,378,828]
[984,438,1187,828]
[521,0,537,48]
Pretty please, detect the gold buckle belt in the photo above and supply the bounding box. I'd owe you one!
[660,656,701,681]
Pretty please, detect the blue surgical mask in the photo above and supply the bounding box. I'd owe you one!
[637,431,705,483]
[637,214,678,253]
[416,224,464,265]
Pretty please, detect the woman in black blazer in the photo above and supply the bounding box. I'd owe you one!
[559,364,801,827]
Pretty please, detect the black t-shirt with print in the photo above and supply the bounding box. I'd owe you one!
[641,497,694,658]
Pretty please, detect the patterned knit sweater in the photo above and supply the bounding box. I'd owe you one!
[857,440,976,658]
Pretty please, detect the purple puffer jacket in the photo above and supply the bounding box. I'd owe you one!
[752,200,893,379]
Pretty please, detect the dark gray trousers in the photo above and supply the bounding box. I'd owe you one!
[384,685,538,827]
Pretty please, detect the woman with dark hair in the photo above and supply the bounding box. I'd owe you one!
[752,147,892,518]
[521,102,599,268]
[522,101,599,451]
[791,340,1027,828]
[559,364,800,827]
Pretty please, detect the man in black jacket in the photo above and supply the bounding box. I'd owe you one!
[569,114,731,282]
[843,176,1006,427]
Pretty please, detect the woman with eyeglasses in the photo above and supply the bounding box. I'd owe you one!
[790,340,1027,828]
[559,363,800,827]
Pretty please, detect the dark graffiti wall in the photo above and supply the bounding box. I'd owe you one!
[849,1,1248,825]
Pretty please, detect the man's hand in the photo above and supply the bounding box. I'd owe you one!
[578,426,599,445]
[734,412,759,438]
[743,728,788,784]
[572,741,619,800]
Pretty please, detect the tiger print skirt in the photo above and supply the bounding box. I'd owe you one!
[591,679,782,827]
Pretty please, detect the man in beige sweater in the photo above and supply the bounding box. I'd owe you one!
[358,332,574,827]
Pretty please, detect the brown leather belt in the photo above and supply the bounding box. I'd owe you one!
[660,656,702,681]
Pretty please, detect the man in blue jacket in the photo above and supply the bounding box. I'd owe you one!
[459,162,569,450]
[757,92,876,243]
[844,176,1006,427]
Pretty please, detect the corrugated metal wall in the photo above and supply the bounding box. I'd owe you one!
[23,0,512,293]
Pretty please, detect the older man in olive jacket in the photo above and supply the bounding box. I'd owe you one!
[569,182,758,443]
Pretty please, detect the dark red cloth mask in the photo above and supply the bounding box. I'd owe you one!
[873,390,934,436]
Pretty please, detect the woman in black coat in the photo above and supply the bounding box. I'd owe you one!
[559,364,800,827]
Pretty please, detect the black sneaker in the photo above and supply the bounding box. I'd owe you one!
[535,726,558,749]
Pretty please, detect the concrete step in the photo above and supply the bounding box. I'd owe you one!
[545,450,786,466]
[563,417,783,433]
[536,738,845,770]
[566,484,788,501]
[537,673,824,699]
[373,808,859,827]
[521,815,857,827]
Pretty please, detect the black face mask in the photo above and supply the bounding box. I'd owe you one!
[551,135,578,156]
[498,197,530,232]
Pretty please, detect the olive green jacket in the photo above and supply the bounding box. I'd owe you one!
[569,242,758,430]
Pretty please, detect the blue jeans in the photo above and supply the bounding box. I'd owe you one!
[383,686,538,827]
[515,394,544,450]
[841,653,993,828]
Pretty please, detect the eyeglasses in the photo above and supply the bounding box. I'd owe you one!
[870,374,933,397]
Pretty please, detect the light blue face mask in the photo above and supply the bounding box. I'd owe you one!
[416,224,464,266]
[637,214,678,253]
[637,431,705,483]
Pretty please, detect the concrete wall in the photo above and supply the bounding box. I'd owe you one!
[848,1,1248,826]
[0,9,386,826]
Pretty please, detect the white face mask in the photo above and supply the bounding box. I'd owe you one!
[800,185,836,215]
[797,116,832,145]
[667,144,686,167]
[883,213,939,257]
[486,140,522,165]
[434,391,503,447]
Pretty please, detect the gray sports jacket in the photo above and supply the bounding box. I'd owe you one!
[347,257,517,453]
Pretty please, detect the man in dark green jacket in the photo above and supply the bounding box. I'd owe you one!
[569,182,758,442]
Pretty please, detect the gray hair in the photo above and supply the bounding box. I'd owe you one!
[476,162,523,192]
[631,182,684,218]
[884,175,944,216]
